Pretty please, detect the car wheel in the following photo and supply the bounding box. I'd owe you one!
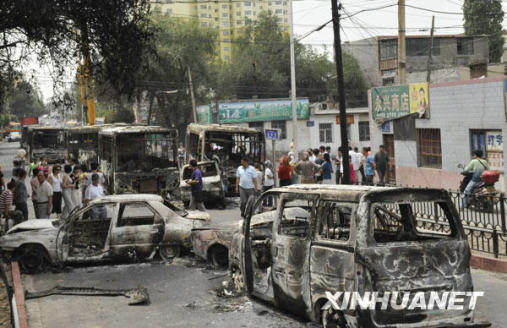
[158,245,181,261]
[231,266,244,292]
[210,245,228,268]
[322,308,347,328]
[17,245,47,274]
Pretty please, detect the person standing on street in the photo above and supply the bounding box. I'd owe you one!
[374,145,389,186]
[30,167,40,218]
[84,174,106,219]
[38,157,50,178]
[0,180,22,231]
[351,147,363,185]
[308,149,316,163]
[236,157,258,217]
[321,153,333,184]
[363,147,375,186]
[296,152,319,184]
[178,144,185,168]
[262,160,275,207]
[71,166,82,209]
[278,155,292,187]
[16,148,26,169]
[0,165,5,194]
[83,162,105,196]
[13,169,29,222]
[36,171,53,219]
[61,165,75,218]
[48,165,62,218]
[185,160,206,211]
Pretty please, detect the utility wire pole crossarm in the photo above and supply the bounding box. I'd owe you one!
[289,0,298,159]
[331,0,351,184]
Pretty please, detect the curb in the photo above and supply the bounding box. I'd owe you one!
[470,255,507,274]
[11,262,28,328]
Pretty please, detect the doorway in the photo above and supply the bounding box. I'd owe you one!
[383,135,396,184]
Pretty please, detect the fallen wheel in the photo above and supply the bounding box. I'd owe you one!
[210,245,229,268]
[158,245,181,261]
[18,245,46,274]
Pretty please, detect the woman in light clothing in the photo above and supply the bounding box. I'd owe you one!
[321,153,334,185]
[71,166,83,209]
[48,165,62,218]
[61,165,75,218]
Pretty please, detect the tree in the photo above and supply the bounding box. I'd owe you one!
[6,80,46,119]
[219,11,368,106]
[463,0,504,63]
[0,0,155,112]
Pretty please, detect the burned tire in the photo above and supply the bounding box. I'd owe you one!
[231,266,244,292]
[17,245,48,274]
[158,245,181,261]
[209,245,228,268]
[322,307,347,328]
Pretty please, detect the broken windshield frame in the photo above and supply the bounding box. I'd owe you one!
[32,129,65,149]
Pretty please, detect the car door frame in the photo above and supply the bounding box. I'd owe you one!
[109,201,165,260]
[57,201,119,263]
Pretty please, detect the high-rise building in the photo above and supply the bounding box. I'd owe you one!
[151,0,291,61]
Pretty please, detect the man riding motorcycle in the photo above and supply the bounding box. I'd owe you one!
[461,149,489,208]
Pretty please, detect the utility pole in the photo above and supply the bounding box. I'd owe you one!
[398,0,406,84]
[331,0,351,184]
[426,16,435,83]
[289,0,298,159]
[187,66,197,123]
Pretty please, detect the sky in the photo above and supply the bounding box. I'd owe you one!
[30,0,507,102]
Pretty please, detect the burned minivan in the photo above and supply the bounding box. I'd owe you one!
[98,125,179,197]
[27,125,66,163]
[229,185,490,328]
[185,124,264,196]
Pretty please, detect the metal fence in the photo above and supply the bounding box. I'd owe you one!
[404,190,507,258]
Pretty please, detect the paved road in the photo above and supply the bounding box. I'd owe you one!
[1,140,507,327]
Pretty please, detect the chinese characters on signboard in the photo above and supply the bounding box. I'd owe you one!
[371,82,429,121]
[335,114,355,125]
[218,99,310,123]
[486,131,504,172]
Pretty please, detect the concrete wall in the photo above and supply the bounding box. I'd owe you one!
[370,77,507,191]
[343,38,381,87]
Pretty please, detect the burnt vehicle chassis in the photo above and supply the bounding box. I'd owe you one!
[98,126,179,197]
[229,185,491,328]
[185,124,265,197]
[26,126,66,163]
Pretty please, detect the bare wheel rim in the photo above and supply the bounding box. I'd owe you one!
[159,245,180,261]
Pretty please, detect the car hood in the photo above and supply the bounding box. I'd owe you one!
[6,219,59,234]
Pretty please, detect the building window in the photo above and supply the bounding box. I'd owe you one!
[200,13,207,18]
[224,55,230,60]
[222,13,228,17]
[201,22,208,27]
[236,20,242,25]
[245,10,252,15]
[166,8,172,14]
[319,123,332,143]
[470,130,487,158]
[236,11,241,16]
[222,4,227,8]
[417,129,442,168]
[245,1,251,6]
[222,21,229,26]
[200,5,207,9]
[248,122,264,131]
[406,38,440,56]
[236,2,240,7]
[271,121,287,139]
[224,47,230,51]
[457,37,474,55]
[359,122,370,141]
[275,9,282,14]
[223,30,229,35]
[275,1,282,4]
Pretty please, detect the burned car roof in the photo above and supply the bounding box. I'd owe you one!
[186,123,261,135]
[268,184,449,202]
[99,125,177,136]
[89,193,164,204]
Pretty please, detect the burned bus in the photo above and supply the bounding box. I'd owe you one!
[66,124,127,170]
[26,126,66,163]
[185,124,265,197]
[98,125,179,196]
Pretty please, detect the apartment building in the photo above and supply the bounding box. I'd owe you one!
[151,0,291,61]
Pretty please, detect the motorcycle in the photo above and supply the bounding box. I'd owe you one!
[458,164,499,213]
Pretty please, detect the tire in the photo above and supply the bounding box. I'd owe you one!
[17,245,47,274]
[158,245,181,261]
[209,245,229,268]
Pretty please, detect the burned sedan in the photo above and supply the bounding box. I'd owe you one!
[0,194,210,273]
[229,185,490,328]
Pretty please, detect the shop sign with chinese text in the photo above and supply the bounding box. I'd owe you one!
[371,82,429,121]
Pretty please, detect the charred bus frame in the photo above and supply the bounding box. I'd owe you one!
[26,125,66,163]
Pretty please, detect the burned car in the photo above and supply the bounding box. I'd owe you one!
[229,185,490,328]
[179,161,225,207]
[0,194,210,273]
[185,124,265,197]
[98,125,179,197]
[26,125,66,163]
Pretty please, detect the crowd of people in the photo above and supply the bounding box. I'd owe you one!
[0,154,107,231]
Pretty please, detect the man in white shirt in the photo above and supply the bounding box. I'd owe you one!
[83,162,105,195]
[349,148,362,185]
[85,174,106,219]
[36,171,53,219]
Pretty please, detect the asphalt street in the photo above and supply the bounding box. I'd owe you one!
[0,140,506,327]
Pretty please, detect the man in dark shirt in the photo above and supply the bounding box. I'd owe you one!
[374,145,389,186]
[185,160,205,211]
